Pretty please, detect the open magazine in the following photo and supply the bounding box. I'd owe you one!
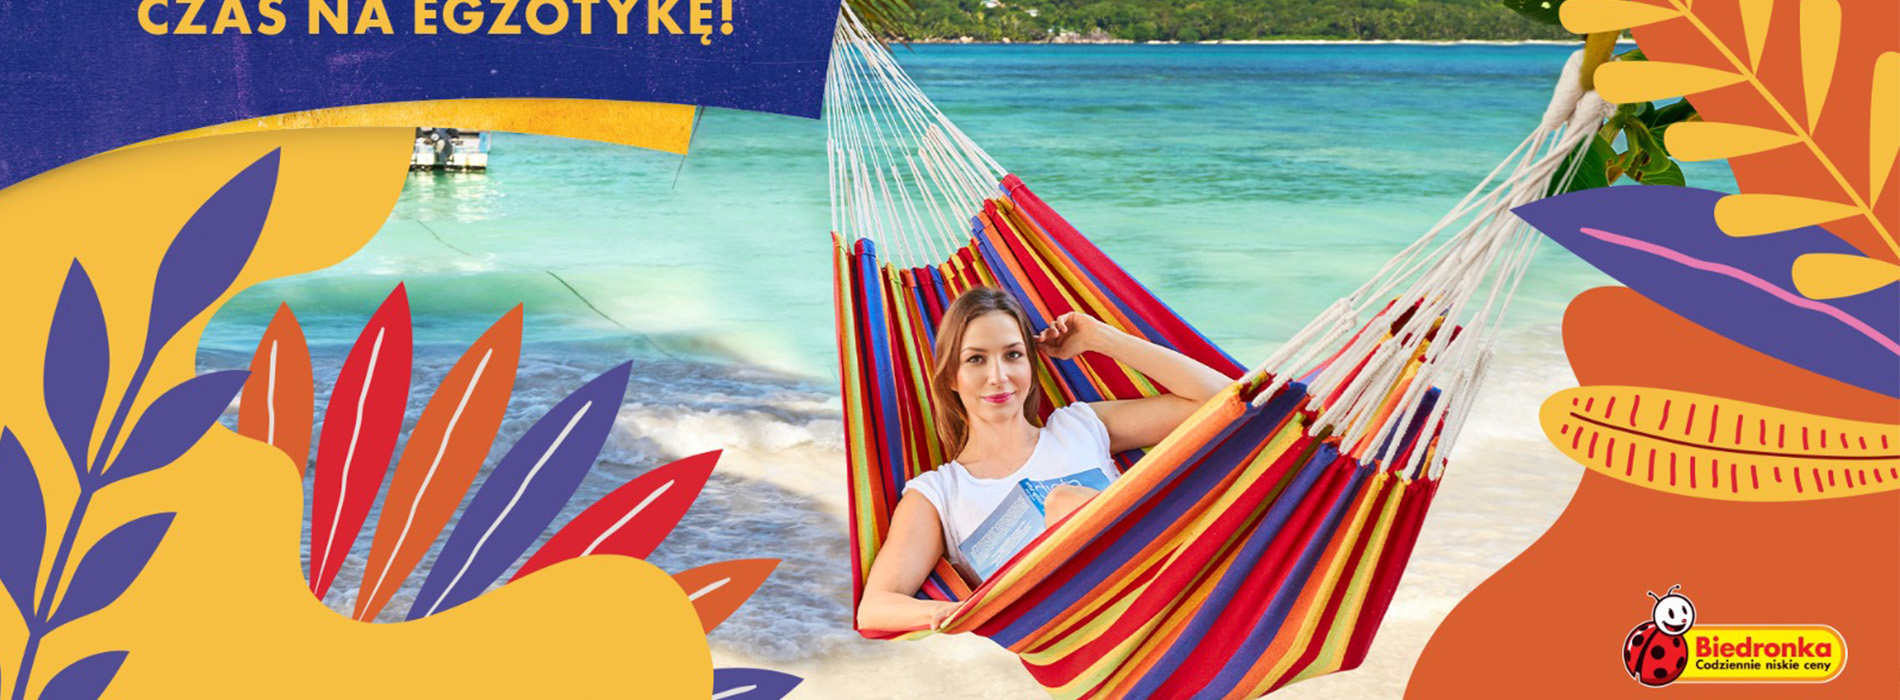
[957,469,1114,581]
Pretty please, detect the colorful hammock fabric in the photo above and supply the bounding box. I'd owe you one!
[828,7,1613,698]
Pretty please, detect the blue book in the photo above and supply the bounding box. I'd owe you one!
[1017,469,1113,515]
[958,469,1113,581]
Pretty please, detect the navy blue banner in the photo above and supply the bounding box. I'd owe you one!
[0,0,840,188]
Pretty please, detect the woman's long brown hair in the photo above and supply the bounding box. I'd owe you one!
[930,287,1046,461]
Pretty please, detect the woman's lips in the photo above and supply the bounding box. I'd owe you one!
[982,392,1013,404]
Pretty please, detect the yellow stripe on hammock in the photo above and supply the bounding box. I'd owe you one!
[1288,475,1410,685]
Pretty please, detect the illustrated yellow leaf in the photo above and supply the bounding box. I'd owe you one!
[1791,253,1900,299]
[1665,121,1800,161]
[1559,0,1681,34]
[1872,52,1898,202]
[1800,0,1840,129]
[1715,193,1861,236]
[1594,61,1747,104]
[1740,0,1775,69]
[1540,386,1900,501]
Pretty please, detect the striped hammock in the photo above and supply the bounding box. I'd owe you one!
[829,7,1613,698]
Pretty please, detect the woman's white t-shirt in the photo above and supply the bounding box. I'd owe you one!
[905,403,1119,582]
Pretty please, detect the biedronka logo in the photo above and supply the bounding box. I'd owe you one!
[1620,585,1846,687]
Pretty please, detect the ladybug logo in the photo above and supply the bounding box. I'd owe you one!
[1623,585,1696,686]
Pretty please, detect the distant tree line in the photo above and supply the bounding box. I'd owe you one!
[893,0,1577,42]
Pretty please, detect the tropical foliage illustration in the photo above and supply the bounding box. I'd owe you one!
[236,285,799,692]
[5,147,804,698]
[1517,0,1898,500]
[3,151,274,700]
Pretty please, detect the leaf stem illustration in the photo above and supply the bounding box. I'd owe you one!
[12,357,150,700]
[1663,0,1896,258]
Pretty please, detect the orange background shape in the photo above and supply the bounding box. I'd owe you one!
[1408,472,1896,698]
[1562,286,1900,424]
[1628,0,1900,263]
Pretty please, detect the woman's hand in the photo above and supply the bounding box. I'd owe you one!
[930,600,962,630]
[1037,312,1113,360]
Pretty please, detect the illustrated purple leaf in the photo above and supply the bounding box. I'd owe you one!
[405,362,634,620]
[44,261,110,477]
[103,371,249,485]
[712,668,803,700]
[48,513,173,629]
[143,150,279,361]
[1514,185,1900,398]
[0,429,46,621]
[37,650,126,700]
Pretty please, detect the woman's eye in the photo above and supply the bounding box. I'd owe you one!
[1006,350,1024,360]
[965,355,983,364]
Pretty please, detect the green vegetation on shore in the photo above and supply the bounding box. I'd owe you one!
[893,0,1577,42]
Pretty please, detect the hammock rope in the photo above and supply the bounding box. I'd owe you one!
[828,5,1613,696]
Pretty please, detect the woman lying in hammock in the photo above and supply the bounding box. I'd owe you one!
[856,286,1230,632]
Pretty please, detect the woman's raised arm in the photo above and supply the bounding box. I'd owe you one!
[1037,311,1232,452]
[855,491,962,632]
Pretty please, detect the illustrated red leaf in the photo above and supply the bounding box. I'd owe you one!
[511,450,721,583]
[237,303,313,475]
[673,559,778,633]
[352,306,522,621]
[309,284,412,599]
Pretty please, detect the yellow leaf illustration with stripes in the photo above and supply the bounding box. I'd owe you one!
[1540,386,1899,501]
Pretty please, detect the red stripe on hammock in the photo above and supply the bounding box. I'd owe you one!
[1156,452,1361,693]
[1269,475,1401,692]
[1003,175,1241,378]
[1017,428,1319,690]
[1342,478,1439,670]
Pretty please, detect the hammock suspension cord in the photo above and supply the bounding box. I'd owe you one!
[827,5,1613,481]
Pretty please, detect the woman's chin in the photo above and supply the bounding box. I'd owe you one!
[965,400,1023,424]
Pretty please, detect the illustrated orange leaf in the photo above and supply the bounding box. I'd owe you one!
[673,559,778,633]
[351,305,523,621]
[1540,385,1899,501]
[237,302,313,475]
[1791,253,1900,299]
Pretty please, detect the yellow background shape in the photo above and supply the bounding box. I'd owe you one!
[0,128,710,698]
[132,99,697,155]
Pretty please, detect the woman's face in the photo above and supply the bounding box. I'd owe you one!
[954,311,1034,425]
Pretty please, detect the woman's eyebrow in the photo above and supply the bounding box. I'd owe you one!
[963,341,1025,353]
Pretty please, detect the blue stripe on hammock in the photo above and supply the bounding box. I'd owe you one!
[1126,439,1341,696]
[986,384,1308,645]
[856,243,965,602]
[855,241,908,497]
[1199,461,1373,699]
[920,265,948,348]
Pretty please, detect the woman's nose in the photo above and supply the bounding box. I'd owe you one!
[987,360,1007,386]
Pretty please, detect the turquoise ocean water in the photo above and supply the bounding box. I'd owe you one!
[199,44,1736,696]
